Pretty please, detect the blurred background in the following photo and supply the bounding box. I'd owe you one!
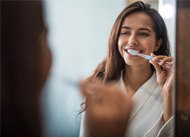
[41,0,176,137]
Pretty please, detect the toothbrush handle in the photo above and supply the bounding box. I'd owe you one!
[146,56,171,69]
[144,55,153,61]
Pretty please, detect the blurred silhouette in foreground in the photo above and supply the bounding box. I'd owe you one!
[1,1,51,137]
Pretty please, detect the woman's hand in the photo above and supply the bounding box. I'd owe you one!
[149,53,174,123]
[150,54,174,92]
[80,80,132,137]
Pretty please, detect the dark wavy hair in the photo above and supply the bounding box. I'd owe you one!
[88,1,170,83]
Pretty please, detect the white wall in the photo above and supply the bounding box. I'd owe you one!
[41,1,126,137]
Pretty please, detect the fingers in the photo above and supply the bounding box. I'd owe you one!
[79,80,131,109]
[149,55,162,74]
[150,53,174,70]
[80,80,104,104]
[80,80,118,106]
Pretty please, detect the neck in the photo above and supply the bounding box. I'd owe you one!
[123,64,153,95]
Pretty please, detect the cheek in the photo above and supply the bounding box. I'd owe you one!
[143,39,157,52]
[118,37,122,47]
[118,40,122,54]
[118,37,125,55]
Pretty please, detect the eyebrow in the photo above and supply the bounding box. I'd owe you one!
[121,26,152,32]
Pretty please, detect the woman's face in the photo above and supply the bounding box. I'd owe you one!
[118,12,161,67]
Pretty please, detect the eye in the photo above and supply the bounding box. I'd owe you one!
[139,32,149,37]
[120,30,130,35]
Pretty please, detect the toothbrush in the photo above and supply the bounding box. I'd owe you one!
[128,49,171,69]
[128,49,153,61]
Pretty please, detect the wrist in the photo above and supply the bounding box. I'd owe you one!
[163,91,173,123]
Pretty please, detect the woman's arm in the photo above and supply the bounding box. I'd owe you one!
[150,54,174,123]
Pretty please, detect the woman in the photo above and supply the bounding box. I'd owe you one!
[79,1,174,137]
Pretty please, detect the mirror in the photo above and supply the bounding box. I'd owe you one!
[42,0,176,137]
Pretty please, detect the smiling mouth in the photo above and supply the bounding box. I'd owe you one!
[124,48,143,55]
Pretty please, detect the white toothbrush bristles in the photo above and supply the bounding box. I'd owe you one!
[128,49,138,55]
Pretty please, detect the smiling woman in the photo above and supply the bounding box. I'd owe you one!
[79,1,174,137]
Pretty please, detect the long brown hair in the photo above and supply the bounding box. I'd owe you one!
[88,1,170,83]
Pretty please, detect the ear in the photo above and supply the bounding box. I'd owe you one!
[154,39,162,51]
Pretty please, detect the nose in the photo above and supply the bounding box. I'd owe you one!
[128,35,137,46]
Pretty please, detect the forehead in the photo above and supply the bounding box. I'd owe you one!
[122,12,154,30]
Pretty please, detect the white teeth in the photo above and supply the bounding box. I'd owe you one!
[124,47,142,53]
[127,49,140,53]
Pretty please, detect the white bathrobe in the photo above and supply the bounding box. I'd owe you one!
[79,72,174,137]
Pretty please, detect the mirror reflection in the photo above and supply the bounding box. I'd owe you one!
[42,0,176,137]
